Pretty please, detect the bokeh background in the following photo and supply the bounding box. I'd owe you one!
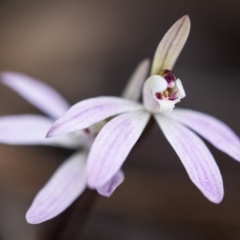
[0,0,240,239]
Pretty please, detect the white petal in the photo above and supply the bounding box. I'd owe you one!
[175,79,186,98]
[151,15,191,75]
[26,152,87,224]
[143,75,168,112]
[155,114,223,203]
[1,72,70,119]
[47,96,144,137]
[165,109,240,161]
[87,110,150,188]
[96,170,124,197]
[158,100,176,112]
[122,59,150,101]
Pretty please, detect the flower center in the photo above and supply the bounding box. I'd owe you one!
[155,69,178,101]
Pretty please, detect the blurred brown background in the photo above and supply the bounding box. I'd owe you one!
[0,0,240,239]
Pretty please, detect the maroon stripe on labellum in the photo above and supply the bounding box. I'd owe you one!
[169,92,178,101]
[162,69,176,88]
[155,92,163,100]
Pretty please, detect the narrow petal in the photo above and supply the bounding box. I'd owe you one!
[0,114,83,148]
[47,96,144,137]
[151,15,191,75]
[87,110,150,188]
[121,59,150,101]
[0,115,56,145]
[165,109,240,161]
[96,170,124,197]
[26,152,87,224]
[155,114,223,203]
[1,72,70,119]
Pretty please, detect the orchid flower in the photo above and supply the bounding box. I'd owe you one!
[0,70,151,223]
[47,15,240,204]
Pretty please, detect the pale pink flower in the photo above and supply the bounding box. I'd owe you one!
[47,15,240,204]
[0,70,150,223]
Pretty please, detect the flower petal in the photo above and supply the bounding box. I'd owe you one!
[87,110,150,188]
[26,152,87,224]
[175,79,186,98]
[143,75,168,112]
[1,72,70,119]
[0,114,56,145]
[165,109,240,161]
[155,114,223,203]
[151,15,191,75]
[47,96,144,137]
[96,170,124,197]
[122,59,150,101]
[0,114,83,148]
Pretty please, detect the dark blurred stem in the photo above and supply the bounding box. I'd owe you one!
[41,189,98,240]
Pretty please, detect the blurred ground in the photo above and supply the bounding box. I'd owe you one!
[0,0,240,239]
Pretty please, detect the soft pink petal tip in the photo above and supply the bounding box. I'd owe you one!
[96,170,124,197]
